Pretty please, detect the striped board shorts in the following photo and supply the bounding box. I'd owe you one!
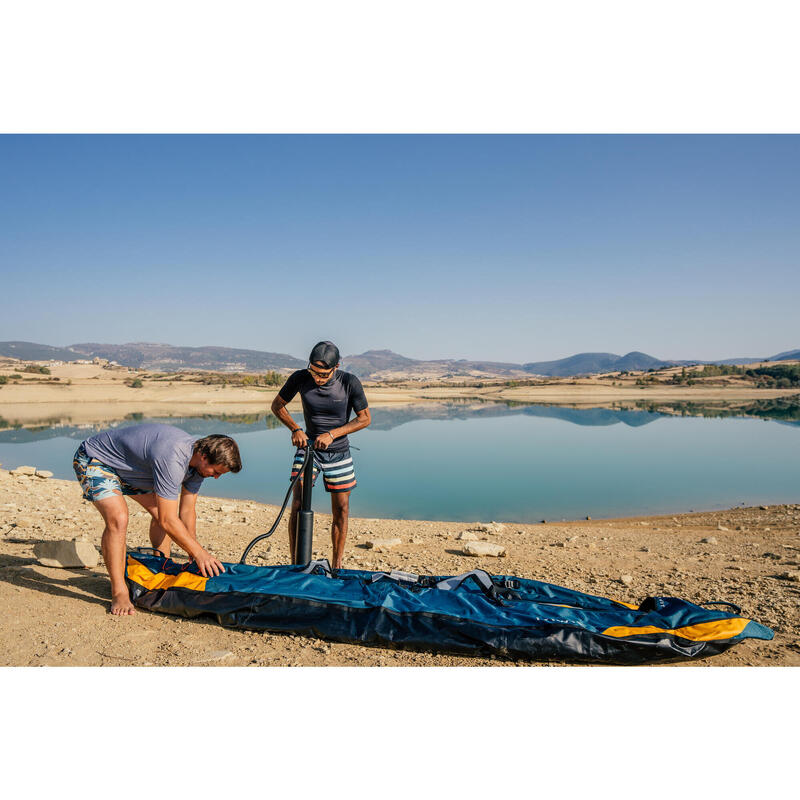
[290,447,357,493]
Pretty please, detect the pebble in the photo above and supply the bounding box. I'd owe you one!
[14,517,35,529]
[619,574,633,586]
[700,537,718,544]
[717,525,729,532]
[456,531,479,541]
[194,650,235,663]
[778,571,800,583]
[365,537,402,553]
[35,470,54,479]
[462,541,506,558]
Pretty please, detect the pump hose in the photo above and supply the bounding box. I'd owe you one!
[239,445,313,564]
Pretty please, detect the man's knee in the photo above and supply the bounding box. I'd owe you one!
[104,509,129,534]
[331,493,350,518]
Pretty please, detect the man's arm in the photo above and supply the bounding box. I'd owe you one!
[271,393,308,448]
[179,488,198,539]
[155,495,224,576]
[315,408,371,450]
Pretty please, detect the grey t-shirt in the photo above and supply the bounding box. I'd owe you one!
[82,423,203,500]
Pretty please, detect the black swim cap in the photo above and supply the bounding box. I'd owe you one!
[309,341,340,368]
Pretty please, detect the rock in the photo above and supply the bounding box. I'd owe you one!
[489,522,506,533]
[35,470,54,479]
[462,542,506,558]
[778,571,800,582]
[700,536,718,544]
[365,537,402,553]
[585,516,591,520]
[194,650,234,663]
[457,530,479,541]
[760,505,769,510]
[551,541,566,548]
[14,516,35,529]
[218,504,235,513]
[410,537,424,544]
[762,552,782,560]
[619,574,633,586]
[10,466,36,476]
[717,525,728,532]
[33,539,99,568]
[640,546,650,552]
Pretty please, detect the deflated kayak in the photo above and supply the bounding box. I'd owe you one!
[125,551,773,664]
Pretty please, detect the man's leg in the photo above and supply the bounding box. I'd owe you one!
[128,493,172,557]
[92,495,134,615]
[330,491,350,569]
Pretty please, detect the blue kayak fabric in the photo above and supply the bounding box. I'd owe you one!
[125,551,773,664]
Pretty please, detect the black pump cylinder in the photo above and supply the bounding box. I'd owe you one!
[294,447,315,564]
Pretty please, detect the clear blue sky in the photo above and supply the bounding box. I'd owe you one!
[1,134,797,362]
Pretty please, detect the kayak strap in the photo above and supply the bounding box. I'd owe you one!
[370,569,418,583]
[300,559,333,577]
[437,570,522,603]
[701,600,742,614]
[368,568,519,603]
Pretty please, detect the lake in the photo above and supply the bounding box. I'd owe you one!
[1,400,798,523]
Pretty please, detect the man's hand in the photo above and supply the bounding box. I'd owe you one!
[314,431,335,450]
[192,547,225,577]
[292,429,309,448]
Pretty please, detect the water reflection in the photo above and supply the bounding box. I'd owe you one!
[1,395,798,444]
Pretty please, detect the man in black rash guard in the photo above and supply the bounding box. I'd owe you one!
[271,341,371,568]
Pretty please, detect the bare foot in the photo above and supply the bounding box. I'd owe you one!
[110,591,136,616]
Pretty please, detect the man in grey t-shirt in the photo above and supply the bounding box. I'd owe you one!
[73,423,242,615]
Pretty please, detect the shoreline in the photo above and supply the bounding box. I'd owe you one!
[1,468,798,667]
[1,363,798,427]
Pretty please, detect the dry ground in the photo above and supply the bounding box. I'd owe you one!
[1,468,798,667]
[1,362,797,426]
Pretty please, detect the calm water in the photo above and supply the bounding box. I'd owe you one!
[0,402,798,523]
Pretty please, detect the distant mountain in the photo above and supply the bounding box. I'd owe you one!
[2,340,798,379]
[0,341,84,362]
[341,349,527,380]
[67,343,305,372]
[769,349,800,362]
[521,351,675,377]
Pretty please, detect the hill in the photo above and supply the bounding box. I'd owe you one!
[2,340,797,379]
[341,349,527,380]
[67,343,305,372]
[0,341,84,362]
[521,351,675,377]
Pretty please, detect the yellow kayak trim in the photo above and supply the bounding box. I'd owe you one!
[602,617,750,642]
[127,556,208,593]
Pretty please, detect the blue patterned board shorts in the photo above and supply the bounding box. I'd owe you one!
[290,447,356,493]
[72,443,150,502]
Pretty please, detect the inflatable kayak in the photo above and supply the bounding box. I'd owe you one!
[125,550,773,664]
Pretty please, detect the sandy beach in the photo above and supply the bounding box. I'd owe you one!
[1,466,797,667]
